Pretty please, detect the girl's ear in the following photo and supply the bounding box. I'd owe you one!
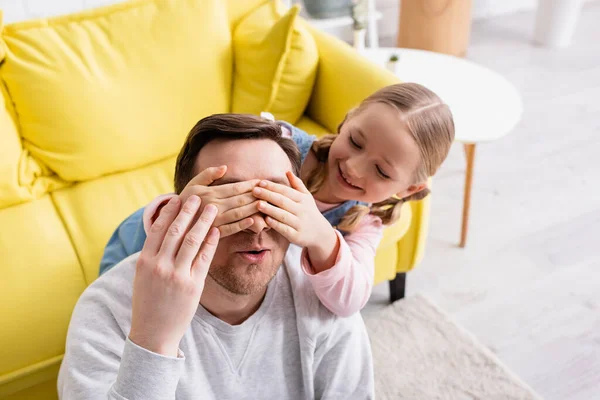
[396,182,428,200]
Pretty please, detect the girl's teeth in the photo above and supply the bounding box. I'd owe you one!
[340,166,359,189]
[344,174,357,188]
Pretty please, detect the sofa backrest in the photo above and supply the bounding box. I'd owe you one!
[0,0,246,205]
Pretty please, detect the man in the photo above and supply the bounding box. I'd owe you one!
[58,114,374,399]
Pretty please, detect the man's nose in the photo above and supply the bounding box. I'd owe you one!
[245,213,271,234]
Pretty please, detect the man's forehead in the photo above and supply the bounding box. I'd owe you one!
[196,138,293,185]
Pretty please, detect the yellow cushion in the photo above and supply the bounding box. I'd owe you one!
[226,0,267,26]
[295,115,331,136]
[0,197,86,394]
[0,84,29,208]
[0,80,69,209]
[0,9,49,209]
[0,0,232,182]
[51,156,176,284]
[232,2,318,123]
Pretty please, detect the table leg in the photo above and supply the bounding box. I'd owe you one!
[460,143,476,248]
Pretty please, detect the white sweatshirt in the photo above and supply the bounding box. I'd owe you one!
[57,245,374,400]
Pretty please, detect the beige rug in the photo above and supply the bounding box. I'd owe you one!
[364,295,541,400]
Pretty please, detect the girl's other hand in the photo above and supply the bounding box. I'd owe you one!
[253,171,339,272]
[178,166,260,237]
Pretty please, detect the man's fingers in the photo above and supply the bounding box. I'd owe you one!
[188,165,227,186]
[158,196,202,259]
[264,216,298,242]
[215,201,260,226]
[190,227,220,285]
[257,201,299,230]
[256,179,303,202]
[213,179,261,198]
[175,204,218,271]
[286,171,311,194]
[143,196,181,256]
[252,186,298,212]
[218,218,254,238]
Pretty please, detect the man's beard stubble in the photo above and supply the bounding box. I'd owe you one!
[208,262,280,295]
[207,231,288,295]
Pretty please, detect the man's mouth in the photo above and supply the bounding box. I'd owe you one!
[236,248,270,263]
[337,164,362,190]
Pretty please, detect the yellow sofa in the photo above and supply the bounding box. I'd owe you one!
[0,0,429,398]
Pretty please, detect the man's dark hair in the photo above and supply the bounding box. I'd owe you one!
[174,114,301,193]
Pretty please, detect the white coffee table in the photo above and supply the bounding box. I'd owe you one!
[362,48,523,247]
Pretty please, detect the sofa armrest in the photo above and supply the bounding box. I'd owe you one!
[379,203,412,250]
[302,22,400,132]
[396,195,430,273]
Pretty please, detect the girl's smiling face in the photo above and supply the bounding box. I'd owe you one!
[326,102,427,204]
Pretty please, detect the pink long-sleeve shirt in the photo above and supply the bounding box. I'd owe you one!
[143,195,383,317]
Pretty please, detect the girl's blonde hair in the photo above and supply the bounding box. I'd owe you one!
[305,82,455,232]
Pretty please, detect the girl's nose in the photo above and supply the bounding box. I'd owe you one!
[346,156,365,179]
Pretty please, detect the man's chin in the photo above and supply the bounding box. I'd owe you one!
[208,261,280,296]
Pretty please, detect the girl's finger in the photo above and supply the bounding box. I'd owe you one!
[256,179,303,202]
[214,179,261,198]
[219,192,256,212]
[218,218,255,238]
[188,165,227,186]
[257,201,300,230]
[144,196,181,256]
[253,186,299,212]
[264,216,299,242]
[215,201,260,226]
[174,204,218,272]
[159,196,202,260]
[190,227,220,286]
[286,171,311,194]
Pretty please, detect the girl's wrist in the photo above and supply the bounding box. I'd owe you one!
[306,225,339,273]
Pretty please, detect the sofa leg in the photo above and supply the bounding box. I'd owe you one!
[389,273,406,303]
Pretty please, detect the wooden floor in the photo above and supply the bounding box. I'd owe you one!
[367,3,600,400]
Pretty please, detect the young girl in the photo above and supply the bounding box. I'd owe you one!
[99,82,454,316]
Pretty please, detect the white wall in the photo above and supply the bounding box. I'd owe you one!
[0,0,121,23]
[0,0,543,25]
[471,0,540,19]
[326,0,595,44]
[300,0,553,44]
[0,0,594,41]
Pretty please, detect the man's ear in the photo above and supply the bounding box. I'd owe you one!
[396,182,428,200]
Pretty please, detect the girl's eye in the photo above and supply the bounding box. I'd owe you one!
[349,136,362,149]
[377,166,390,179]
